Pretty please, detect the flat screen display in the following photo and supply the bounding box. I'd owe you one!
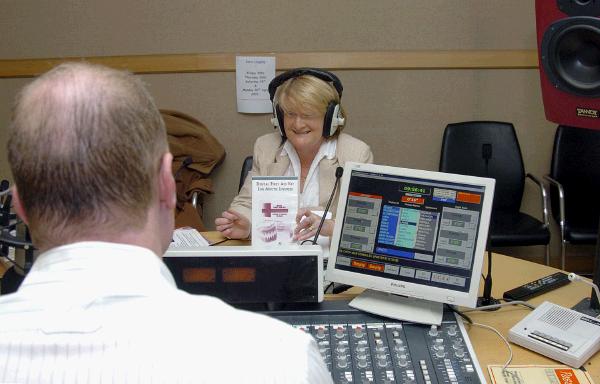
[327,162,495,308]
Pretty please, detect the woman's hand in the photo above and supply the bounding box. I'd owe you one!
[293,207,335,242]
[214,209,250,240]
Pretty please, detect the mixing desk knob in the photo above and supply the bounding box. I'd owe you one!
[397,354,408,367]
[455,347,465,358]
[377,356,388,367]
[354,326,364,338]
[433,339,443,350]
[394,338,404,345]
[447,324,457,336]
[392,330,400,337]
[336,345,348,354]
[394,345,405,352]
[337,355,349,368]
[335,327,345,339]
[435,346,445,358]
[428,325,438,337]
[316,327,326,339]
[357,354,368,368]
[452,339,463,349]
[356,346,368,354]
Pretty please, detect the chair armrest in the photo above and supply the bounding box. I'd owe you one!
[543,175,566,236]
[191,191,198,209]
[526,173,549,227]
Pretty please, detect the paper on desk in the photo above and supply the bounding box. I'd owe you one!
[488,364,595,384]
[169,227,209,249]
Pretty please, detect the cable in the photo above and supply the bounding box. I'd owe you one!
[445,304,473,324]
[463,300,536,312]
[470,322,513,370]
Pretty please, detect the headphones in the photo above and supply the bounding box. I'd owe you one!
[268,68,345,138]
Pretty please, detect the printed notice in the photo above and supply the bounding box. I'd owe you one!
[488,365,595,384]
[236,56,275,113]
[251,176,298,246]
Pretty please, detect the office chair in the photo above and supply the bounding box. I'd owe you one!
[239,156,253,192]
[440,121,551,264]
[544,125,600,271]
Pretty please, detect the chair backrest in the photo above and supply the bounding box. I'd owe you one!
[239,155,253,192]
[439,121,525,212]
[549,125,600,228]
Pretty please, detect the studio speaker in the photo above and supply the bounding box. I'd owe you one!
[536,0,600,130]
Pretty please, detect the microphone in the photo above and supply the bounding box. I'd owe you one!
[569,273,600,309]
[477,142,499,309]
[311,166,344,244]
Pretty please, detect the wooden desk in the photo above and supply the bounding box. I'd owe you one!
[202,231,600,382]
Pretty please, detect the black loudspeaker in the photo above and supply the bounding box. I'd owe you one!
[268,68,344,138]
[536,0,600,130]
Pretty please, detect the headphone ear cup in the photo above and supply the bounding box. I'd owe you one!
[274,104,286,137]
[322,101,337,137]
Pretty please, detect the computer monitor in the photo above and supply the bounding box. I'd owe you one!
[326,162,495,324]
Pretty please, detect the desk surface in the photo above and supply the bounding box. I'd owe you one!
[203,231,600,383]
[1,232,597,382]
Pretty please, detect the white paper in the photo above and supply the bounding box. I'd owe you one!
[252,176,298,246]
[236,56,275,113]
[169,227,209,249]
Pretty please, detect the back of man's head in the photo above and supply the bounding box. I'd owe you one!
[8,62,169,249]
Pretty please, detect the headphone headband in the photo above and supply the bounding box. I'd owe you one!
[268,68,343,101]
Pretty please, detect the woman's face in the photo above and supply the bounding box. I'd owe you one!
[282,107,325,155]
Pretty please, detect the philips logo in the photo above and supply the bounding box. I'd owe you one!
[576,107,599,119]
[390,282,406,289]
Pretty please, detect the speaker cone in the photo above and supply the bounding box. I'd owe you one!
[541,16,600,97]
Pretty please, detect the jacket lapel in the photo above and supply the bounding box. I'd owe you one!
[265,151,290,176]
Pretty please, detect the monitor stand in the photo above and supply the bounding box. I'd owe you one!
[348,289,443,325]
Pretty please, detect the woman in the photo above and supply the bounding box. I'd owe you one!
[215,68,373,241]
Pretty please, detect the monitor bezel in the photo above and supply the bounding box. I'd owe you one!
[326,162,495,308]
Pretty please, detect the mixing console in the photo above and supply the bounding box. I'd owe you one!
[269,303,484,384]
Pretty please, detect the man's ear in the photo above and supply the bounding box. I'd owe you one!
[158,152,177,210]
[11,186,29,225]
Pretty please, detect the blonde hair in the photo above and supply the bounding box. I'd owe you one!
[8,62,168,248]
[274,74,346,138]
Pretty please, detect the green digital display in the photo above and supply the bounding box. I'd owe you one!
[402,185,428,194]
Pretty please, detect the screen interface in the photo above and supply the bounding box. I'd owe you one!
[334,170,487,293]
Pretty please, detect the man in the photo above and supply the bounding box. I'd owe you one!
[0,62,332,383]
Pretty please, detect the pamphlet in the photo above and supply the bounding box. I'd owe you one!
[168,227,209,249]
[488,364,595,384]
[251,176,298,246]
